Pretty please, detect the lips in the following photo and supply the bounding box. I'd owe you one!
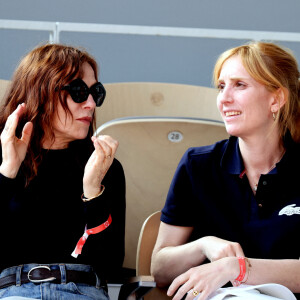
[77,116,92,124]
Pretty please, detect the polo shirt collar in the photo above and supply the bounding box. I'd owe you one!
[220,136,244,175]
[220,131,296,176]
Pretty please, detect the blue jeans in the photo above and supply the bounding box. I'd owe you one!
[0,264,109,300]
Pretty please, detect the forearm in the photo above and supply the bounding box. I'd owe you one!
[0,161,20,178]
[246,258,300,292]
[151,239,207,287]
[151,234,245,287]
[83,191,111,227]
[0,172,18,205]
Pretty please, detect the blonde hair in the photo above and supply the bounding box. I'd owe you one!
[213,41,300,142]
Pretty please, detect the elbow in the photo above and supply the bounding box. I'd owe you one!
[151,256,170,288]
[150,258,160,284]
[154,277,169,288]
[151,270,169,288]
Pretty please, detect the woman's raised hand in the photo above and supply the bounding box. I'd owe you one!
[0,103,33,178]
[83,135,119,198]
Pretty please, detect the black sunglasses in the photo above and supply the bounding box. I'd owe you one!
[62,78,106,107]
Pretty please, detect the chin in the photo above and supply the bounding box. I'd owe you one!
[78,135,90,141]
[224,126,240,137]
[79,128,91,137]
[74,132,90,141]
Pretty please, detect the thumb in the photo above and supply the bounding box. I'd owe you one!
[21,122,33,146]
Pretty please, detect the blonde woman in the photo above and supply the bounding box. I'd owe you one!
[151,42,300,300]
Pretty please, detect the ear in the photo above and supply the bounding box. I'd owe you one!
[270,87,288,113]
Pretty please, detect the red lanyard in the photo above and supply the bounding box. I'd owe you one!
[71,214,112,258]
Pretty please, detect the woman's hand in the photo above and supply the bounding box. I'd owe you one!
[0,103,33,178]
[167,257,240,300]
[200,236,245,262]
[83,135,119,198]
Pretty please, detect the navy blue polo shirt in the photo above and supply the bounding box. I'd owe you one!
[161,134,300,260]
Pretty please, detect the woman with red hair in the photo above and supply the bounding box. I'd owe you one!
[0,44,125,299]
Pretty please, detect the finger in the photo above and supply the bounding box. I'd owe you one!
[97,134,117,144]
[197,289,210,300]
[167,283,179,297]
[91,138,106,161]
[236,248,245,258]
[97,135,119,155]
[93,138,112,160]
[183,289,195,300]
[186,286,211,300]
[172,282,193,300]
[4,104,25,135]
[167,274,190,298]
[167,277,183,297]
[232,243,245,258]
[20,122,33,146]
[98,139,113,156]
[95,137,118,160]
[4,113,18,135]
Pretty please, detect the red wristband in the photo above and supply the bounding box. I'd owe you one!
[233,257,246,286]
[71,214,112,258]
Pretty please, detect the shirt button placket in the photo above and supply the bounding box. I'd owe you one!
[258,181,267,208]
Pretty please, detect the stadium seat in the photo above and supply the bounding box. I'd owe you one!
[95,116,228,270]
[0,79,11,104]
[136,211,170,300]
[96,82,221,128]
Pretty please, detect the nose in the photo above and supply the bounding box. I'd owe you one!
[83,94,96,110]
[217,85,233,106]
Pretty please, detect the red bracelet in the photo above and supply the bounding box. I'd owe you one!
[232,257,246,286]
[71,214,112,258]
[242,258,252,284]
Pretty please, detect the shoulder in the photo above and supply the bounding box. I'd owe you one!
[280,135,300,177]
[182,138,229,166]
[169,138,231,183]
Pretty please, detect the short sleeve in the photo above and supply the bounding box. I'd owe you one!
[161,149,196,226]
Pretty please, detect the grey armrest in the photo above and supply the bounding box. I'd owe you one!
[118,276,156,300]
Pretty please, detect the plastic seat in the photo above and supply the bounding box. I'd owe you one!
[0,79,11,103]
[136,211,170,300]
[96,82,221,128]
[95,116,228,270]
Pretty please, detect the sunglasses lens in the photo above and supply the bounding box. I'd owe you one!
[91,83,106,107]
[63,79,106,106]
[70,88,89,103]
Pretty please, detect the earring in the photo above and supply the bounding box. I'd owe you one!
[271,108,276,121]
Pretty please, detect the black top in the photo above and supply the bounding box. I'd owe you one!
[0,138,126,280]
[162,134,300,297]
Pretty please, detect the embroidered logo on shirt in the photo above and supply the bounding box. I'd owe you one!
[278,204,300,216]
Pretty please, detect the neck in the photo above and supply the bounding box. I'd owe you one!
[238,134,285,194]
[239,132,284,170]
[42,137,70,150]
